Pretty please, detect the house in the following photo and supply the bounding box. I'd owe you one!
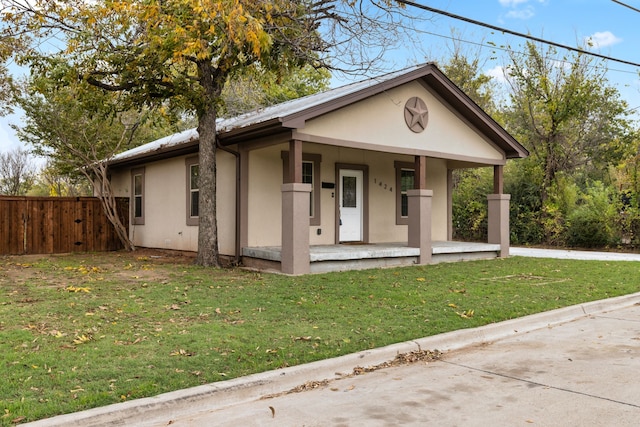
[107,63,528,274]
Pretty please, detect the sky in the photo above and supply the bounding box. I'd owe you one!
[2,0,640,156]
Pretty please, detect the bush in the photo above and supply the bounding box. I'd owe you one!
[564,182,619,248]
[505,160,544,244]
[452,169,492,241]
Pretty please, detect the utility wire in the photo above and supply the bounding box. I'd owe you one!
[612,0,640,14]
[395,0,640,68]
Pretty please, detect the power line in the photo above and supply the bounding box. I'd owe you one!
[612,0,640,14]
[395,0,640,68]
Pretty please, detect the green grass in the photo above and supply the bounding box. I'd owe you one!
[1,252,639,424]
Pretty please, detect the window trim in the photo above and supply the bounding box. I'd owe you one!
[131,167,145,225]
[185,157,199,226]
[395,161,414,225]
[281,151,322,226]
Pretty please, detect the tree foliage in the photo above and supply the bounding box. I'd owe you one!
[12,74,169,251]
[221,64,330,117]
[439,35,498,114]
[0,147,36,195]
[28,161,94,197]
[2,0,415,266]
[504,42,635,200]
[443,41,639,248]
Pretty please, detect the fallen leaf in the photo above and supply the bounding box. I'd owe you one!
[73,334,91,345]
[66,286,91,293]
[170,349,194,357]
[456,309,475,318]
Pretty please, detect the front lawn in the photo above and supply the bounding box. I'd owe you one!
[1,251,638,425]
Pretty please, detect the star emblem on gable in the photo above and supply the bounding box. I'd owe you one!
[404,97,429,133]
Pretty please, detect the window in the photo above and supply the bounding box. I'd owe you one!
[185,157,199,226]
[281,152,322,226]
[395,161,414,225]
[131,167,145,225]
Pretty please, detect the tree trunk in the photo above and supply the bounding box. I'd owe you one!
[195,61,222,267]
[91,164,135,252]
[196,108,220,267]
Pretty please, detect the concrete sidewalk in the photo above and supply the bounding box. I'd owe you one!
[24,292,640,426]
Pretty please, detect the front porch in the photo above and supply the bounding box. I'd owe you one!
[242,241,502,274]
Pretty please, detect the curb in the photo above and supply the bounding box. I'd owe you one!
[22,292,640,427]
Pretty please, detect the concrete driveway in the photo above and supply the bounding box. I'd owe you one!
[23,248,640,427]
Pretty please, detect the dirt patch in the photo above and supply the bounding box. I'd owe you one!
[0,249,197,289]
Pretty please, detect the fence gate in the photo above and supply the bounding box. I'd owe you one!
[0,197,129,255]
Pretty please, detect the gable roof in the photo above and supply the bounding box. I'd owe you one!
[109,63,527,167]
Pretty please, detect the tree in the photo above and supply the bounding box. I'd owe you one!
[12,75,162,251]
[503,42,634,202]
[28,161,94,197]
[0,147,36,195]
[439,33,499,114]
[221,64,330,117]
[438,43,499,242]
[2,0,416,267]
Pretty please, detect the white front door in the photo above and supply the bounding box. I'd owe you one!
[339,169,363,242]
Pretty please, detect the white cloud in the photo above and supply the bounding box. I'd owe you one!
[584,31,622,49]
[499,0,547,19]
[499,0,529,6]
[499,0,547,6]
[486,65,509,83]
[505,7,535,19]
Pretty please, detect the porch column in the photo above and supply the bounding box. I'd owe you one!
[408,156,432,264]
[488,165,510,257]
[408,189,433,264]
[447,168,453,241]
[281,140,311,275]
[282,183,311,274]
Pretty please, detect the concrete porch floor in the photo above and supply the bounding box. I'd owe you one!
[242,241,502,274]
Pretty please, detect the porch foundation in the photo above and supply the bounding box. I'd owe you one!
[487,194,511,257]
[281,183,312,274]
[407,189,433,264]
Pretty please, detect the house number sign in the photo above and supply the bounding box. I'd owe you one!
[404,96,429,133]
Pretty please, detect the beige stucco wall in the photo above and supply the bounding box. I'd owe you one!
[244,143,449,247]
[301,81,504,163]
[246,144,286,247]
[110,151,236,255]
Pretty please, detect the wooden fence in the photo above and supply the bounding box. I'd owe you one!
[0,196,129,255]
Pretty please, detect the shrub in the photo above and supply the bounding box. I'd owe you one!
[564,182,619,248]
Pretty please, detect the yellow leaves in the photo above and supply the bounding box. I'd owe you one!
[82,266,101,274]
[456,310,475,319]
[416,277,426,282]
[448,303,475,318]
[170,349,194,357]
[66,286,91,293]
[73,334,92,345]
